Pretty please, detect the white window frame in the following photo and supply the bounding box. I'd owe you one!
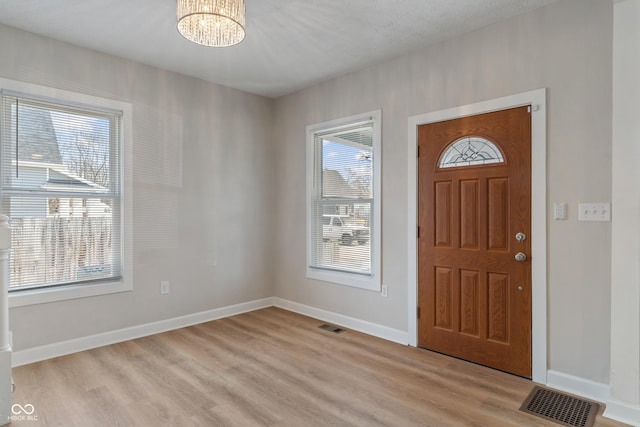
[0,78,133,308]
[306,110,381,291]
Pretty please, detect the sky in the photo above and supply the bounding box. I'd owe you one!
[322,139,372,182]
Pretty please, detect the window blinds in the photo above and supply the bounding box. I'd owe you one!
[0,92,122,291]
[310,120,374,275]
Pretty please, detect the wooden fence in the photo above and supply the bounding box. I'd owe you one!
[9,216,113,288]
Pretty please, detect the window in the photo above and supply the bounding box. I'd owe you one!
[306,110,381,290]
[438,136,504,168]
[0,85,128,299]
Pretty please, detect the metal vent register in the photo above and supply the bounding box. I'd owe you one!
[520,386,599,427]
[319,324,344,334]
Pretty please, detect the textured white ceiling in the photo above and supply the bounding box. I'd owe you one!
[0,0,561,98]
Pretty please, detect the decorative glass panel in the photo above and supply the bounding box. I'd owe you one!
[438,136,504,168]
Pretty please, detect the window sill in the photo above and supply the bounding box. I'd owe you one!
[307,267,380,291]
[8,279,132,308]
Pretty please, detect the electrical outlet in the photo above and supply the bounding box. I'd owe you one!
[553,202,567,220]
[160,280,170,295]
[381,284,388,298]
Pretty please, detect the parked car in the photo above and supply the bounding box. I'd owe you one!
[322,215,369,245]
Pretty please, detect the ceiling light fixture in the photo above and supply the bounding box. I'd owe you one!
[177,0,246,47]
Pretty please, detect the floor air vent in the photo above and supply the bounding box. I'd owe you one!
[520,386,599,427]
[319,324,344,333]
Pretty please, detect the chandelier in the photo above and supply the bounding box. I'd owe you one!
[177,0,246,47]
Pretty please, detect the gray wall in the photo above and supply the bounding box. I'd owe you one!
[273,0,613,384]
[2,0,615,388]
[2,24,276,350]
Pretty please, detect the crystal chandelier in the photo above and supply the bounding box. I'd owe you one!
[177,0,246,47]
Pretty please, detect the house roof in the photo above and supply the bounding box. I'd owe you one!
[7,103,106,191]
[14,107,63,165]
[44,167,107,193]
[323,169,358,199]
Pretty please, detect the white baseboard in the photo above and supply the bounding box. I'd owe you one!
[604,398,640,427]
[546,370,611,403]
[273,297,409,345]
[12,297,275,367]
[13,297,409,367]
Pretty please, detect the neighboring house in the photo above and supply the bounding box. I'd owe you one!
[322,169,357,199]
[11,160,111,218]
[6,107,111,219]
[322,169,370,223]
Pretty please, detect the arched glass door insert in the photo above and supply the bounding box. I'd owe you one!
[438,136,505,168]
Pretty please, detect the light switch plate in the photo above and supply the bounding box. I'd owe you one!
[578,203,611,222]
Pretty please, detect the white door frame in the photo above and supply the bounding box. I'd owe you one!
[407,89,547,384]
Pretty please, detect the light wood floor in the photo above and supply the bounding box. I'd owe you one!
[10,307,630,427]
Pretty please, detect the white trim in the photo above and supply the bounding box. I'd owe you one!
[273,297,409,345]
[1,77,134,307]
[305,110,382,291]
[11,297,275,367]
[0,349,10,424]
[546,370,611,404]
[9,279,131,308]
[610,1,640,421]
[407,89,547,384]
[604,399,640,427]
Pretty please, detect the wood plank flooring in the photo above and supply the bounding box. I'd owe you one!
[10,308,630,426]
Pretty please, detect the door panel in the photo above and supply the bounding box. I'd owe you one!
[418,106,532,378]
[488,178,509,250]
[487,272,509,343]
[434,267,453,330]
[460,180,478,249]
[434,182,452,247]
[460,269,479,336]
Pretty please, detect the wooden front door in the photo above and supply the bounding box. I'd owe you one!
[417,106,532,378]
